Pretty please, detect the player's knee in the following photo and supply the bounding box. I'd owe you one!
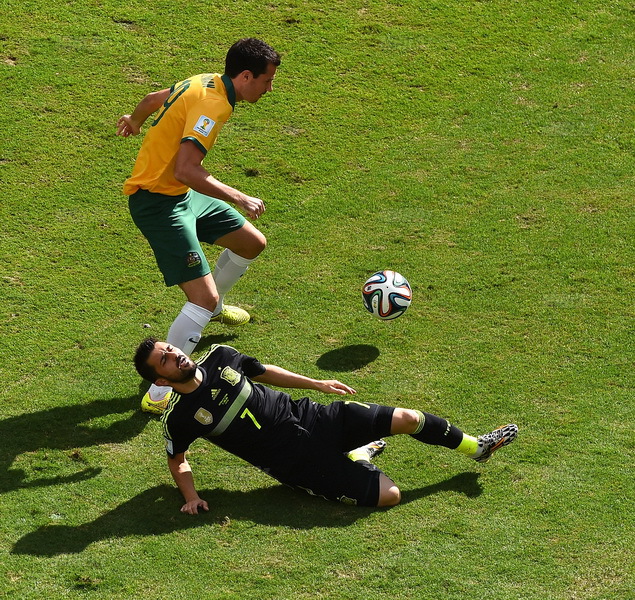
[391,408,421,435]
[378,484,401,507]
[223,222,267,259]
[250,230,267,256]
[234,230,266,260]
[377,475,401,507]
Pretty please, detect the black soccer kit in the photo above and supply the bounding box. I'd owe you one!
[161,344,395,506]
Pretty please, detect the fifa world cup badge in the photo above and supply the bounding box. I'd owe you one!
[194,115,215,137]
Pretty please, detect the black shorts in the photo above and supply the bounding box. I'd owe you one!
[270,400,395,507]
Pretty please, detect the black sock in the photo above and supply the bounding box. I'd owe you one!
[410,411,463,449]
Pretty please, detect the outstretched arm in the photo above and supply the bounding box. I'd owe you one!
[116,88,171,137]
[252,365,356,396]
[167,452,209,515]
[173,141,266,220]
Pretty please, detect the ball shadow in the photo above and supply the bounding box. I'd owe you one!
[316,345,380,372]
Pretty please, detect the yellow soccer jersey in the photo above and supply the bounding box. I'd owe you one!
[123,73,236,196]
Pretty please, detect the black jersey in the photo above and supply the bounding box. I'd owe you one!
[161,344,322,474]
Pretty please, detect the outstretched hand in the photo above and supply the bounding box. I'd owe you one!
[116,115,141,137]
[314,380,357,395]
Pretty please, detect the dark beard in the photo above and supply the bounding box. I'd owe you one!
[171,360,198,383]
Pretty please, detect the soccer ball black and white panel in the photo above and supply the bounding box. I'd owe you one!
[362,270,412,320]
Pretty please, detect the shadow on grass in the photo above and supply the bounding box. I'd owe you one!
[12,472,481,556]
[198,332,239,349]
[316,345,380,372]
[0,395,149,494]
[400,471,482,505]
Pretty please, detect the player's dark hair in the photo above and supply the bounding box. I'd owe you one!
[134,337,160,382]
[224,38,281,78]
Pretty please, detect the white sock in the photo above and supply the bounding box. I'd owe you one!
[211,249,255,317]
[147,302,213,401]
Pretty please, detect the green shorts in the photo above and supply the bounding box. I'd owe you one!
[129,189,246,286]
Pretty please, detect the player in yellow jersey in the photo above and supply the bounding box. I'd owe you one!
[117,39,281,414]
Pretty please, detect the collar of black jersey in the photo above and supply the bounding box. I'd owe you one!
[221,74,236,109]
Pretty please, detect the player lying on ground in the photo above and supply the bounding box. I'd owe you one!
[134,338,518,511]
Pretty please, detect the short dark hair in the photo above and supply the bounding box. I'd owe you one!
[224,38,281,78]
[134,337,159,383]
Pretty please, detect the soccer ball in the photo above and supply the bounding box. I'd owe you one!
[362,270,412,320]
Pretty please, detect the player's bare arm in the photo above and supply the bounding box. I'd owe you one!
[252,365,357,396]
[116,88,171,137]
[167,452,209,515]
[174,141,265,220]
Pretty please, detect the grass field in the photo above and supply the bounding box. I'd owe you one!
[1,1,634,598]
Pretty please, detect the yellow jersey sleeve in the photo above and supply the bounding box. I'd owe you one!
[123,73,235,196]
